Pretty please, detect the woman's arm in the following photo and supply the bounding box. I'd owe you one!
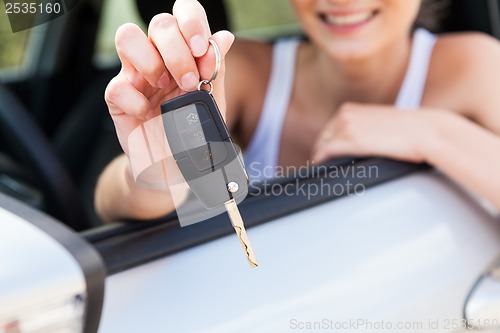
[312,105,500,210]
[95,155,179,222]
[424,111,500,209]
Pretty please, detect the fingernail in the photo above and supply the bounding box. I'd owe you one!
[156,72,169,88]
[189,35,207,57]
[181,72,198,91]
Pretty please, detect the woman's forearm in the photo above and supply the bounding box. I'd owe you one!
[94,154,178,223]
[422,111,500,210]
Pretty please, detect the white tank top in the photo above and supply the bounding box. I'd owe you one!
[244,28,437,182]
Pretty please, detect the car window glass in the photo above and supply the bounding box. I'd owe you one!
[94,0,145,68]
[0,2,32,78]
[225,0,301,39]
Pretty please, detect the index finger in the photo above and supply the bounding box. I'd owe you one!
[173,0,211,57]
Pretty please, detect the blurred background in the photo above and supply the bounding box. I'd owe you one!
[0,0,299,70]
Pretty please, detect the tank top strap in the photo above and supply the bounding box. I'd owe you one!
[244,38,300,181]
[395,28,437,109]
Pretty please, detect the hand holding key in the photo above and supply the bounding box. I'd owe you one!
[98,0,234,221]
[102,0,258,266]
[105,0,234,157]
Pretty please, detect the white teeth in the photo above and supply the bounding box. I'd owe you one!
[324,12,374,26]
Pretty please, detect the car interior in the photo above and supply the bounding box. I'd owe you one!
[0,0,499,238]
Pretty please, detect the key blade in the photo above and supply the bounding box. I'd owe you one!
[224,199,259,268]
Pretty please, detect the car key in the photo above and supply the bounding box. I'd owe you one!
[162,89,258,268]
[160,40,258,268]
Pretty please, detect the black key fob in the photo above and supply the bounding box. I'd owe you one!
[161,90,248,209]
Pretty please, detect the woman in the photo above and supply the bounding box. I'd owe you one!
[96,0,500,222]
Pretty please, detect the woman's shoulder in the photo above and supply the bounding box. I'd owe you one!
[426,31,500,113]
[224,38,273,107]
[223,38,273,143]
[431,32,500,78]
[435,31,500,62]
[226,38,273,82]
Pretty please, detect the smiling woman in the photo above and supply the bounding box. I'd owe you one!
[96,0,500,223]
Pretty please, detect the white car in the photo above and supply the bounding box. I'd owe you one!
[2,159,500,332]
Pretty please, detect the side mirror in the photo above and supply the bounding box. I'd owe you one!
[0,193,105,333]
[464,255,500,329]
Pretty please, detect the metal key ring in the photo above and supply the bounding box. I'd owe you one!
[197,80,213,94]
[197,39,221,94]
[207,38,221,83]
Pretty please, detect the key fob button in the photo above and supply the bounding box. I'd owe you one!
[179,119,221,151]
[180,125,207,150]
[187,142,229,172]
[173,103,210,132]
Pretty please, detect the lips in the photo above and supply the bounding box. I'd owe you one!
[320,10,378,28]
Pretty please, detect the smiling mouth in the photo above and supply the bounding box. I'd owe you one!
[320,10,379,27]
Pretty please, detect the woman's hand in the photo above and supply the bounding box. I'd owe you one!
[311,102,438,164]
[105,0,234,155]
[97,0,234,222]
[312,103,500,210]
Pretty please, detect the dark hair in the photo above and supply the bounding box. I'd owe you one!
[414,0,451,31]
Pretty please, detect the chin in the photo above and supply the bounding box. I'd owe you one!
[323,40,379,62]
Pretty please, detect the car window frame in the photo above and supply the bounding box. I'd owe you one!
[82,158,428,275]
